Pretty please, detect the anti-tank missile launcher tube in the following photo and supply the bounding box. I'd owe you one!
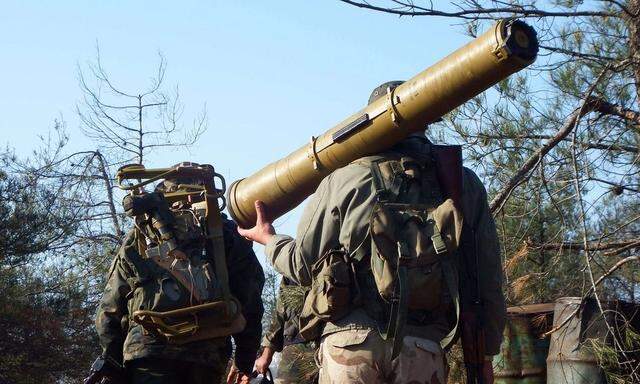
[228,19,538,228]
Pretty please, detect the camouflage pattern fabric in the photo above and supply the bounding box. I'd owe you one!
[317,329,445,384]
[127,358,226,384]
[276,343,318,384]
[262,280,318,383]
[262,280,303,352]
[95,217,264,373]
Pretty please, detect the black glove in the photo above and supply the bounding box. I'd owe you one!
[84,356,125,384]
[252,368,274,384]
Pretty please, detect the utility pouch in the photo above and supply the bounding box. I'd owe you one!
[132,298,246,345]
[299,248,353,340]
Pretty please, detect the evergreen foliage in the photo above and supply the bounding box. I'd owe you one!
[0,160,97,383]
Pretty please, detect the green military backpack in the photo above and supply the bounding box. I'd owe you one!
[116,163,246,345]
[363,154,463,355]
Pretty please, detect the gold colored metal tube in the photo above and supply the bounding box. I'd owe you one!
[228,19,538,228]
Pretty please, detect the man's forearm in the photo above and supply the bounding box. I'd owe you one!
[262,346,276,360]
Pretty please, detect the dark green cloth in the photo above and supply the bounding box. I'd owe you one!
[127,358,226,384]
[95,217,264,373]
[264,137,506,355]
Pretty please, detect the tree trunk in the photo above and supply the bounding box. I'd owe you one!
[96,151,124,239]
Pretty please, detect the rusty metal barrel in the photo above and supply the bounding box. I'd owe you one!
[546,297,607,384]
[228,19,539,228]
[493,303,554,384]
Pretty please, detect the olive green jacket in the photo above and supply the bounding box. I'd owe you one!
[95,218,264,372]
[265,139,506,355]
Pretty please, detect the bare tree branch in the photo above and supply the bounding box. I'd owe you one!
[339,0,619,19]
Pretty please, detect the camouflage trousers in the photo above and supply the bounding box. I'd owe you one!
[127,358,226,384]
[317,329,446,384]
[276,342,318,384]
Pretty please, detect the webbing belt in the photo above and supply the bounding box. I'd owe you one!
[386,241,410,359]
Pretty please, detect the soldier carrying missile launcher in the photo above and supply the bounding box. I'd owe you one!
[235,20,538,384]
[239,81,506,383]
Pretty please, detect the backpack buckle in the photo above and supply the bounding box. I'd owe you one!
[397,241,413,265]
[431,232,448,255]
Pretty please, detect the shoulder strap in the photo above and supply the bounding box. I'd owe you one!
[119,229,153,292]
[386,240,410,359]
[440,257,460,349]
[370,159,387,199]
[369,158,407,203]
[347,159,390,263]
[350,158,399,262]
[351,232,370,263]
[203,184,233,308]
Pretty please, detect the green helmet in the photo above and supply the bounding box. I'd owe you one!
[367,80,442,137]
[367,80,404,105]
[368,81,441,135]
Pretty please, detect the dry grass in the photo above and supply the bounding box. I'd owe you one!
[446,342,466,384]
[511,273,536,302]
[505,242,530,274]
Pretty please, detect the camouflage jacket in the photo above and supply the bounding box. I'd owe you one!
[265,138,506,355]
[95,217,264,372]
[261,279,304,351]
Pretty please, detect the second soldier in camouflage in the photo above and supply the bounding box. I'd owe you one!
[255,279,318,384]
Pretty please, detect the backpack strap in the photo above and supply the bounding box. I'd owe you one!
[203,184,233,310]
[119,230,154,300]
[370,159,387,199]
[369,158,406,203]
[349,157,398,262]
[386,240,410,359]
[439,257,460,350]
[350,232,370,264]
[370,159,409,358]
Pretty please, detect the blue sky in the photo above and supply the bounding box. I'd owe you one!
[1,1,470,244]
